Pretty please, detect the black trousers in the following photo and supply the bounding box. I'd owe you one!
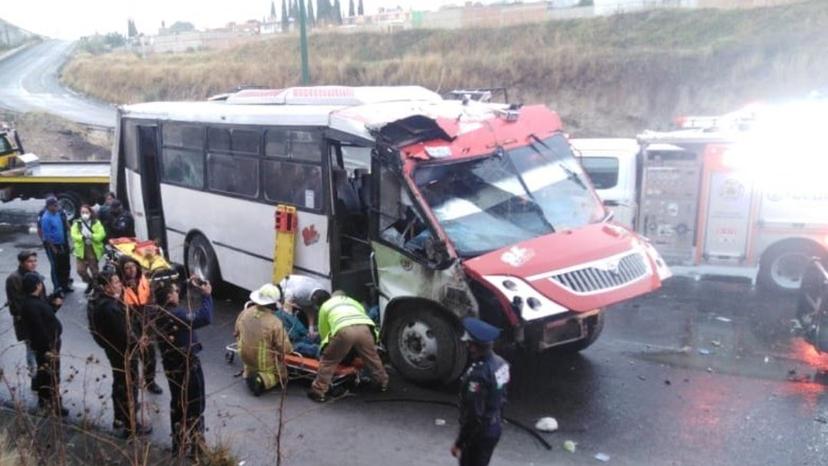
[45,244,71,290]
[103,346,139,426]
[459,434,500,466]
[34,350,61,409]
[163,353,206,455]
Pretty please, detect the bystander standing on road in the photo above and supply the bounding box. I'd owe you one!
[88,270,152,438]
[107,200,135,239]
[153,278,213,459]
[70,204,106,294]
[308,290,388,402]
[117,256,163,395]
[5,250,43,388]
[38,197,73,293]
[20,273,67,417]
[96,192,116,236]
[451,317,510,466]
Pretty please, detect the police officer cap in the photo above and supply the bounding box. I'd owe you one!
[461,317,501,343]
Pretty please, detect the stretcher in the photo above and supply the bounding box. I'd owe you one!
[224,342,364,388]
[105,237,183,283]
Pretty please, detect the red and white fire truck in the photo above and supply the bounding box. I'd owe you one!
[576,100,828,293]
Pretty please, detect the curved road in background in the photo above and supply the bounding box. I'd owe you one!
[0,40,116,127]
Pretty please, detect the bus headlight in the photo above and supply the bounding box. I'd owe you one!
[483,275,568,321]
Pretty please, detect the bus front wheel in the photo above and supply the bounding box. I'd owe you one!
[186,234,221,285]
[386,308,465,384]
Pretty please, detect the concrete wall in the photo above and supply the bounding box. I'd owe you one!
[0,19,36,49]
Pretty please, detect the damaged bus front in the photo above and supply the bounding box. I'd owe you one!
[367,104,671,383]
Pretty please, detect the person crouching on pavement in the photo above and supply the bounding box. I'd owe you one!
[118,256,163,395]
[307,290,388,403]
[88,270,152,437]
[451,317,510,466]
[70,204,106,294]
[234,284,293,396]
[279,274,330,338]
[20,273,67,417]
[152,277,213,459]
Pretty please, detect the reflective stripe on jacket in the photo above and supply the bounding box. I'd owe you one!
[318,296,376,347]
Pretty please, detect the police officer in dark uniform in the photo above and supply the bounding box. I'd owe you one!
[451,317,510,466]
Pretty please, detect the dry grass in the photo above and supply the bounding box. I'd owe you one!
[62,1,828,135]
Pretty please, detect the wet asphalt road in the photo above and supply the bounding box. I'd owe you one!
[0,40,116,127]
[1,205,827,465]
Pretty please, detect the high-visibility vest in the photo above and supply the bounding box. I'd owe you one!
[318,296,376,347]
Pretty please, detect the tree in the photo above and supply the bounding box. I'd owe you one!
[168,21,195,33]
[127,19,138,38]
[271,0,277,18]
[307,0,315,27]
[357,0,364,16]
[317,0,329,24]
[281,0,289,31]
[348,0,355,17]
[291,0,298,19]
[333,0,342,24]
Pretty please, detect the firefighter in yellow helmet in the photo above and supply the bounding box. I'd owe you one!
[234,284,293,396]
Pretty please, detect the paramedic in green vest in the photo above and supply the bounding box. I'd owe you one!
[69,204,106,294]
[307,291,389,402]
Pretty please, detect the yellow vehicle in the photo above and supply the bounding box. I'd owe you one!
[0,125,110,219]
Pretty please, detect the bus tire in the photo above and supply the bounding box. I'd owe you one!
[758,240,826,294]
[56,192,82,221]
[386,308,462,384]
[555,313,605,353]
[185,234,221,286]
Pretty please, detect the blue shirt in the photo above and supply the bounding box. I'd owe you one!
[40,210,66,245]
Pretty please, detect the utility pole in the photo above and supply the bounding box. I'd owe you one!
[298,0,310,84]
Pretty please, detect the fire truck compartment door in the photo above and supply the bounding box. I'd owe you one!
[637,144,701,266]
[702,172,753,262]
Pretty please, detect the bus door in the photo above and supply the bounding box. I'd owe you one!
[326,137,374,302]
[137,125,167,249]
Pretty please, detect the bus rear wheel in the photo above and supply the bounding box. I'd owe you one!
[186,234,221,286]
[386,308,465,384]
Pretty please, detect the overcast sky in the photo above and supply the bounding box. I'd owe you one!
[2,0,505,39]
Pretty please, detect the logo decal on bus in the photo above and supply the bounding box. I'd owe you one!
[302,225,320,246]
[501,246,534,268]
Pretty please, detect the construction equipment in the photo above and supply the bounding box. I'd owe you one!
[0,124,109,219]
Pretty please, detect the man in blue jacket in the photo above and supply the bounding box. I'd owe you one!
[38,197,73,293]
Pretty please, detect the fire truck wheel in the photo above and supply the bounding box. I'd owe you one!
[386,308,462,384]
[56,192,81,221]
[185,234,221,286]
[759,240,826,293]
[555,313,605,353]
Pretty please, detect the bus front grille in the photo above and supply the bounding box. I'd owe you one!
[550,252,649,294]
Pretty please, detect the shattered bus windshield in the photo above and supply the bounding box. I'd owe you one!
[415,133,604,257]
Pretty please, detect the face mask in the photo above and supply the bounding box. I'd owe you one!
[81,214,91,221]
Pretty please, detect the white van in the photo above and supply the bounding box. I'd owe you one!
[570,138,639,229]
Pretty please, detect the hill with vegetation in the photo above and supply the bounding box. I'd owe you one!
[61,1,828,136]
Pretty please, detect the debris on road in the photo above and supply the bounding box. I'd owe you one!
[535,417,559,432]
[706,367,714,373]
[664,379,671,385]
[595,452,611,462]
[434,418,446,426]
[814,416,827,424]
[764,356,770,363]
[563,440,577,453]
[638,375,647,381]
[698,348,712,355]
[715,316,732,323]
[711,340,722,347]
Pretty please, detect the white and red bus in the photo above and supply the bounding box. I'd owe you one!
[113,86,670,382]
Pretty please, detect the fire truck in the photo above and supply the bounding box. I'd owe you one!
[574,100,828,293]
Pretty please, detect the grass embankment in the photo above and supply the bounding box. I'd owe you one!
[62,1,828,136]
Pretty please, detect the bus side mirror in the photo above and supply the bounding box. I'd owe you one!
[425,237,453,270]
